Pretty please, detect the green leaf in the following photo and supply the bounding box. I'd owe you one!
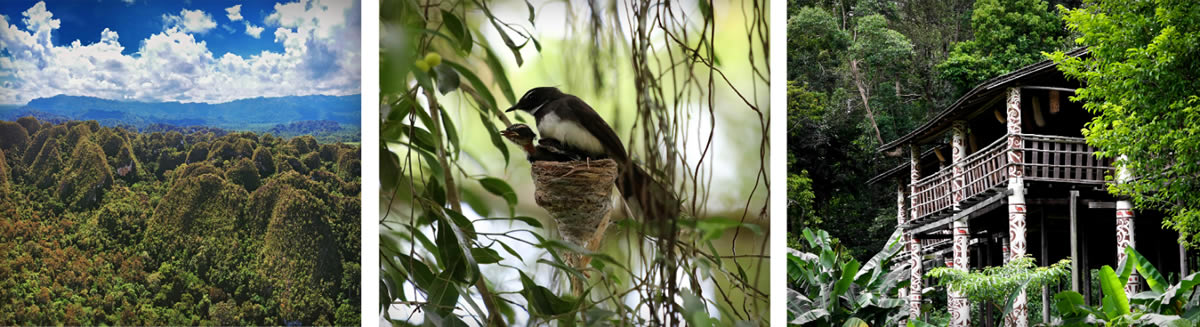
[439,10,471,52]
[691,217,762,241]
[680,289,716,327]
[842,317,868,327]
[518,272,577,316]
[478,177,517,214]
[443,208,476,239]
[1126,246,1168,293]
[489,18,523,66]
[478,112,510,165]
[437,106,459,153]
[433,64,461,95]
[470,247,503,264]
[442,60,497,112]
[461,188,491,217]
[506,216,544,228]
[498,241,523,261]
[833,258,861,297]
[1054,290,1085,316]
[483,46,517,105]
[1099,265,1131,318]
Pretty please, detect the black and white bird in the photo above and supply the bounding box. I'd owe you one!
[506,87,679,220]
[499,124,583,162]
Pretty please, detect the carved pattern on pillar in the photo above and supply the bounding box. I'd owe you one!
[1117,207,1138,294]
[1009,203,1027,259]
[951,121,967,209]
[1006,87,1028,327]
[909,234,923,321]
[1116,155,1138,295]
[1007,87,1024,178]
[950,224,970,327]
[950,120,971,327]
[910,144,920,223]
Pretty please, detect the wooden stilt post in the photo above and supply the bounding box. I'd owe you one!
[1070,190,1080,293]
[949,121,970,327]
[898,183,909,327]
[1041,210,1049,324]
[909,144,923,322]
[1115,155,1139,294]
[1005,87,1029,327]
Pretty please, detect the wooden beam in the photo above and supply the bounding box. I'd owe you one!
[908,191,1008,236]
[1020,86,1077,93]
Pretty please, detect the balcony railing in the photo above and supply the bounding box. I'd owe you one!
[1022,134,1114,184]
[907,134,1112,222]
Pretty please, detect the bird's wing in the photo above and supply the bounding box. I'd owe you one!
[558,96,628,162]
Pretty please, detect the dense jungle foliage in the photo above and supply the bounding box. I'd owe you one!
[0,117,361,326]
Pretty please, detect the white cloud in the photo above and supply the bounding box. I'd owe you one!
[244,23,264,38]
[162,9,217,34]
[225,4,242,21]
[0,0,361,105]
[122,0,135,4]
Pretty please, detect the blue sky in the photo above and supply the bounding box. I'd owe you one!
[0,0,361,105]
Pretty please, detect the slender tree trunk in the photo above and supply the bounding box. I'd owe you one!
[849,59,885,145]
[425,88,507,327]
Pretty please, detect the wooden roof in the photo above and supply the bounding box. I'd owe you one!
[875,47,1090,154]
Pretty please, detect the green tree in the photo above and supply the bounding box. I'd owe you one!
[1051,0,1200,248]
[787,6,850,93]
[937,0,1067,94]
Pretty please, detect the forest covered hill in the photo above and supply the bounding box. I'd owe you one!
[0,116,361,325]
[0,95,360,135]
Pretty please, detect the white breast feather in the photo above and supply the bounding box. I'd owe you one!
[539,112,605,155]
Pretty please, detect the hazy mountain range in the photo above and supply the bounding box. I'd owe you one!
[1,95,360,129]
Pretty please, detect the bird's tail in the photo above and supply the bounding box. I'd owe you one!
[617,162,680,221]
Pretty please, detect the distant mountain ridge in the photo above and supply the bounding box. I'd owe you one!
[5,94,360,129]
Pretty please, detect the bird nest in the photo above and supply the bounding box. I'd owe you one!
[531,159,617,249]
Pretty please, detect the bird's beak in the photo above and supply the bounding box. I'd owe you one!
[499,130,516,138]
[505,106,518,112]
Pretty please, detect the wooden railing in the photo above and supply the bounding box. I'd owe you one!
[1022,134,1113,184]
[907,134,1111,222]
[962,137,1010,200]
[911,166,953,221]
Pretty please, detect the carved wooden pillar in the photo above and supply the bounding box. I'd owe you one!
[909,234,923,321]
[897,182,909,326]
[908,144,922,321]
[1005,87,1029,327]
[949,121,970,326]
[1116,155,1138,294]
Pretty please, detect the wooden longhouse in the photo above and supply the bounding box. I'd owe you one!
[869,48,1195,327]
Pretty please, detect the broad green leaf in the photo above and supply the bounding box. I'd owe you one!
[1054,290,1085,316]
[1126,246,1168,293]
[833,259,861,297]
[478,177,517,214]
[1099,265,1131,318]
